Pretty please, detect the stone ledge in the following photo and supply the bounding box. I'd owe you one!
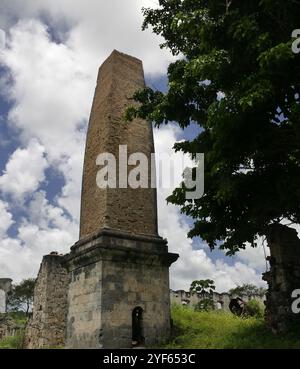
[70,228,169,259]
[65,233,178,272]
[74,227,166,249]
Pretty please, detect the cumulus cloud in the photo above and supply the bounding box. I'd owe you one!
[1,20,92,159]
[0,19,89,219]
[236,239,269,271]
[0,139,48,201]
[0,200,13,237]
[0,191,77,281]
[0,0,171,75]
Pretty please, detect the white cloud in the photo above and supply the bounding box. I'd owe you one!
[0,191,77,282]
[0,200,13,237]
[0,0,171,76]
[0,139,48,201]
[0,237,26,280]
[1,20,92,160]
[236,239,270,271]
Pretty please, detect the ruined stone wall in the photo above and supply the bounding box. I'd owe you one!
[0,279,12,313]
[66,261,103,348]
[0,290,5,314]
[263,224,300,333]
[25,254,69,348]
[170,290,265,311]
[0,314,23,341]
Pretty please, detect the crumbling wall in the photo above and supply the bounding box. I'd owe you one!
[0,314,23,341]
[0,278,12,313]
[263,224,300,333]
[0,290,5,314]
[170,290,264,311]
[24,254,69,348]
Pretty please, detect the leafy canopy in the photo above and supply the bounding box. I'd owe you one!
[126,0,300,254]
[229,284,267,298]
[7,279,35,315]
[190,279,216,295]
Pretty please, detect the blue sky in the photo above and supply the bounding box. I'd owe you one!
[0,0,267,291]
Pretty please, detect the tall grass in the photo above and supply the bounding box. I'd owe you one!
[0,334,24,349]
[164,305,300,349]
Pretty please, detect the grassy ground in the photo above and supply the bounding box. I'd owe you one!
[164,305,300,349]
[1,307,300,349]
[0,335,24,349]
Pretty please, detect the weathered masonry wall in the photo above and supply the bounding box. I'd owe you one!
[65,230,177,349]
[80,50,158,239]
[0,291,5,314]
[263,224,300,333]
[0,278,12,313]
[100,256,171,348]
[25,254,69,348]
[0,314,24,341]
[66,261,103,348]
[170,290,265,311]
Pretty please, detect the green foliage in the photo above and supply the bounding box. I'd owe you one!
[0,334,24,349]
[244,299,265,318]
[7,279,35,315]
[0,312,27,349]
[190,279,215,295]
[164,305,300,348]
[229,284,267,298]
[127,0,300,254]
[7,312,28,326]
[194,298,215,312]
[190,280,216,311]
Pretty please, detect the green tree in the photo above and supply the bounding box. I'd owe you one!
[194,298,215,312]
[127,0,300,253]
[7,279,35,315]
[229,284,266,298]
[190,280,216,312]
[190,279,216,296]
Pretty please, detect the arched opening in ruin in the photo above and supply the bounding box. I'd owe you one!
[132,306,144,347]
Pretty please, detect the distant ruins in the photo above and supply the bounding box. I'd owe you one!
[0,278,12,314]
[25,50,178,349]
[170,289,265,311]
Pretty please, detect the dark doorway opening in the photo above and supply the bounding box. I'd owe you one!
[132,306,145,347]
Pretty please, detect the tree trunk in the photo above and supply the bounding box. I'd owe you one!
[263,223,300,333]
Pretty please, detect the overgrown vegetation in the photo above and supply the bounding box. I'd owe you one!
[244,299,265,318]
[0,334,24,349]
[229,284,267,298]
[164,305,300,349]
[0,312,28,349]
[190,279,216,312]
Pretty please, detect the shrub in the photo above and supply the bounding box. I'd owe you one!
[194,298,215,312]
[244,299,265,318]
[0,334,24,349]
